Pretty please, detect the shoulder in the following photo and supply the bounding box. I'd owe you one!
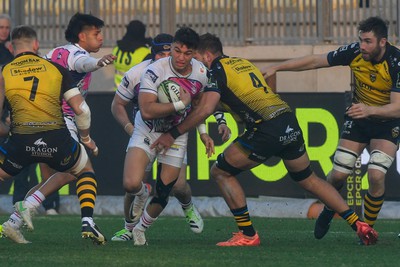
[125,59,151,80]
[385,44,400,71]
[190,58,208,80]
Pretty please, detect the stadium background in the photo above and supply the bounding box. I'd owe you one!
[1,0,400,217]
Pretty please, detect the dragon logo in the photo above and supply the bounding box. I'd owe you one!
[34,138,47,147]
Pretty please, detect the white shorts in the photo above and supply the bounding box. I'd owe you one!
[128,116,188,168]
[64,116,79,142]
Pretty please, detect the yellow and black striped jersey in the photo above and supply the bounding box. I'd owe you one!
[328,42,400,106]
[2,52,72,134]
[205,56,291,126]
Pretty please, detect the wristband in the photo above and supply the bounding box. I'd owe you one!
[213,111,227,125]
[173,100,186,112]
[196,124,207,135]
[80,135,91,144]
[168,127,181,139]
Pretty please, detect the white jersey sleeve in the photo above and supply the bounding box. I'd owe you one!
[116,59,152,102]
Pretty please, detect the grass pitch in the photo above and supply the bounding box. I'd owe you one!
[0,215,399,267]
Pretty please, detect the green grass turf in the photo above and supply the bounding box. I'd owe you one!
[0,215,399,267]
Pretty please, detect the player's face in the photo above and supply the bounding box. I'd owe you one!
[358,31,386,62]
[79,26,104,53]
[0,18,11,43]
[170,42,194,75]
[154,50,171,61]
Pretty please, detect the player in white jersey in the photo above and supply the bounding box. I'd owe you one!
[110,33,230,241]
[18,13,115,244]
[121,27,212,246]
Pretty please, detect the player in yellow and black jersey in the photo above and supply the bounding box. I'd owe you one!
[207,55,291,125]
[2,50,69,134]
[0,25,106,245]
[263,16,399,241]
[151,33,378,246]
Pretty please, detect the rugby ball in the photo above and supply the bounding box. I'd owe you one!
[157,80,181,103]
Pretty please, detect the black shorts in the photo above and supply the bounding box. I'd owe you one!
[235,112,306,163]
[0,128,81,176]
[341,115,400,145]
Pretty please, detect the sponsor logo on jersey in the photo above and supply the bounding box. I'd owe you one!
[11,65,46,76]
[144,137,150,146]
[145,69,159,83]
[369,72,377,82]
[11,58,40,66]
[279,124,301,145]
[122,76,130,88]
[392,126,399,138]
[60,155,72,166]
[73,50,86,56]
[26,138,58,157]
[342,120,353,134]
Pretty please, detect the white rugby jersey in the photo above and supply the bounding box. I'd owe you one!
[138,56,208,132]
[45,43,97,117]
[116,59,152,120]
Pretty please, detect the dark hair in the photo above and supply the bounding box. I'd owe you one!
[151,33,173,59]
[117,20,151,52]
[358,16,388,40]
[173,27,199,50]
[65,12,104,43]
[198,33,223,55]
[11,25,37,42]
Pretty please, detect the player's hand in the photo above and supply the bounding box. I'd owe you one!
[98,54,117,67]
[80,136,99,156]
[179,87,191,106]
[346,103,370,119]
[151,132,175,155]
[261,66,277,80]
[200,133,215,158]
[218,124,231,143]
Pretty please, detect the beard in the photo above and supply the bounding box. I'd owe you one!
[361,46,382,62]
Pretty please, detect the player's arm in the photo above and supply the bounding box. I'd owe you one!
[74,54,116,73]
[111,94,134,136]
[261,54,330,80]
[63,87,98,155]
[213,111,231,143]
[347,92,400,119]
[150,90,221,151]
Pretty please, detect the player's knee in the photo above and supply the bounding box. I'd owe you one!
[150,174,177,208]
[123,177,142,193]
[69,143,89,176]
[368,149,394,174]
[333,146,358,174]
[288,165,312,182]
[214,153,243,177]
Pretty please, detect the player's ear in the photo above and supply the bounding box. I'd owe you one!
[78,31,86,42]
[33,39,39,53]
[379,37,387,48]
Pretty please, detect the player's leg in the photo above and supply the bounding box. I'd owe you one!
[0,168,31,244]
[210,142,261,247]
[132,133,187,246]
[132,160,181,246]
[172,156,204,234]
[363,139,396,228]
[284,152,377,245]
[112,146,151,241]
[312,138,366,239]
